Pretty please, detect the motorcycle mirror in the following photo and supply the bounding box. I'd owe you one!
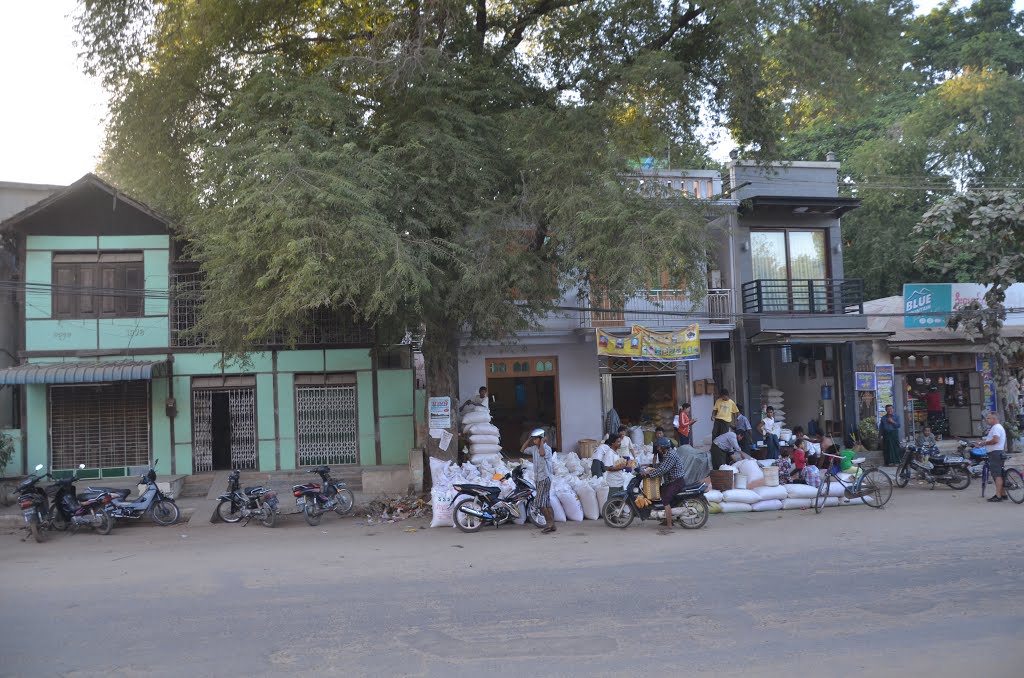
[34,464,44,472]
[79,463,86,470]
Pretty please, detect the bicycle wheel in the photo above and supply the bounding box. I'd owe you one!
[894,461,911,488]
[1004,468,1024,504]
[814,477,830,514]
[860,469,894,508]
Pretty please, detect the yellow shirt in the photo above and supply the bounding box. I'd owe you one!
[713,397,739,423]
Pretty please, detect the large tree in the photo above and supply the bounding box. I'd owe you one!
[76,0,910,455]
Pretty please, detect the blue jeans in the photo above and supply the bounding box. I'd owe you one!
[764,434,780,460]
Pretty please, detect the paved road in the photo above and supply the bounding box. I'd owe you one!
[0,485,1020,678]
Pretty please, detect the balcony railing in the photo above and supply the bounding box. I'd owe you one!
[578,288,734,328]
[741,278,864,315]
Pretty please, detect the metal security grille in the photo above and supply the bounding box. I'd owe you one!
[296,382,359,466]
[48,383,150,470]
[191,387,258,472]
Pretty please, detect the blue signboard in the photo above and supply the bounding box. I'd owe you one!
[976,356,998,415]
[903,283,953,328]
[855,372,876,391]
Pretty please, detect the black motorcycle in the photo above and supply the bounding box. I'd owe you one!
[291,466,355,526]
[84,460,180,526]
[17,464,51,543]
[450,465,544,533]
[215,470,279,527]
[602,468,709,529]
[895,441,971,490]
[50,464,115,535]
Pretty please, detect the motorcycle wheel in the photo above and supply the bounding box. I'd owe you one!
[1004,468,1024,504]
[29,521,46,543]
[50,506,68,531]
[303,500,322,526]
[525,499,546,528]
[94,509,114,535]
[260,503,276,528]
[602,497,634,528]
[216,499,243,524]
[946,468,971,491]
[894,463,910,488]
[151,499,180,526]
[333,489,355,516]
[676,498,709,529]
[453,498,485,534]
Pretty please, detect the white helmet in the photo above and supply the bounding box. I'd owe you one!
[530,428,546,438]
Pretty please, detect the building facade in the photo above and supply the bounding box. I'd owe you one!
[0,175,418,486]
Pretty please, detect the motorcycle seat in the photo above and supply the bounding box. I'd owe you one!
[244,486,267,495]
[455,484,501,497]
[84,487,131,500]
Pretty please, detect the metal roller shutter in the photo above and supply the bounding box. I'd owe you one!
[48,383,151,470]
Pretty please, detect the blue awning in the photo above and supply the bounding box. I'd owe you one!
[0,360,168,385]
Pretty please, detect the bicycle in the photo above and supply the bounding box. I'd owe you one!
[814,452,893,514]
[979,451,1024,503]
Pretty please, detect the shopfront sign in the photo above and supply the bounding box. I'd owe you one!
[903,282,1024,328]
[855,372,876,391]
[976,356,998,415]
[428,396,451,429]
[596,324,700,361]
[875,364,895,416]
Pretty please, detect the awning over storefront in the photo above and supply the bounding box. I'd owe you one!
[0,360,169,385]
[750,328,891,345]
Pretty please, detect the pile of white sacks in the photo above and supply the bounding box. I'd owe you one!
[427,448,869,528]
[427,447,660,528]
[460,404,503,463]
[706,457,870,513]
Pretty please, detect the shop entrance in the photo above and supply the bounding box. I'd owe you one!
[486,357,560,452]
[191,376,258,472]
[600,358,687,435]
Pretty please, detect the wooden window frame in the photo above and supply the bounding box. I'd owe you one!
[52,252,145,320]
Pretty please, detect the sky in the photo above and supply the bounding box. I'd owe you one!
[0,1,1008,187]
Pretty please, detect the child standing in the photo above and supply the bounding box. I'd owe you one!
[777,448,796,484]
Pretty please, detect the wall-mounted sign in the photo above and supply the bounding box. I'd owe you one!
[596,324,700,362]
[428,396,451,429]
[855,372,876,391]
[976,356,998,415]
[875,364,894,416]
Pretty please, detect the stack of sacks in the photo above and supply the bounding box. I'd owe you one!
[704,474,870,514]
[461,405,503,463]
[761,385,786,428]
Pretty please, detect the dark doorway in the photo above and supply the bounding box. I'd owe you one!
[487,375,560,453]
[211,392,232,470]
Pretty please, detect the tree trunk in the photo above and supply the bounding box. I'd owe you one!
[422,316,462,463]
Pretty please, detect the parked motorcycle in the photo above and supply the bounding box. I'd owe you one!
[957,440,990,478]
[17,464,51,543]
[602,468,709,529]
[291,466,355,526]
[83,460,180,526]
[895,441,971,490]
[450,464,544,533]
[215,470,279,527]
[50,464,114,535]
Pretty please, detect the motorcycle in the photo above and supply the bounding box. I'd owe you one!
[895,441,971,490]
[50,464,115,535]
[83,460,180,526]
[17,464,51,543]
[291,466,355,526]
[602,468,709,529]
[450,464,544,533]
[214,469,279,527]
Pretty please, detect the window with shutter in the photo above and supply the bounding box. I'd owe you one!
[51,252,145,319]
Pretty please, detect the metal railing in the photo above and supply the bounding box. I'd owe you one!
[578,288,734,328]
[740,278,864,315]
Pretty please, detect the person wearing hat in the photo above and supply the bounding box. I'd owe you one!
[522,428,557,532]
[642,439,688,534]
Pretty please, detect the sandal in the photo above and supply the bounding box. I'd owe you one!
[541,525,557,533]
[987,495,1005,502]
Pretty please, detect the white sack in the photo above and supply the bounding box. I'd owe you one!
[576,484,600,520]
[823,497,840,507]
[469,443,503,455]
[840,497,867,506]
[723,489,761,504]
[719,502,754,513]
[468,453,503,467]
[464,423,500,436]
[825,483,846,498]
[752,499,783,512]
[737,459,764,485]
[549,490,567,522]
[468,434,501,445]
[595,483,610,509]
[784,484,819,499]
[703,490,724,503]
[782,498,813,510]
[557,488,584,522]
[754,485,788,501]
[429,490,457,528]
[461,411,490,425]
[514,500,528,524]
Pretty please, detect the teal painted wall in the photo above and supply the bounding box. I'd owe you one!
[357,372,376,465]
[24,385,47,473]
[276,372,296,469]
[143,249,170,316]
[98,235,169,250]
[377,370,414,417]
[24,251,51,319]
[256,373,277,470]
[150,377,172,476]
[25,317,170,352]
[380,416,414,464]
[26,235,98,250]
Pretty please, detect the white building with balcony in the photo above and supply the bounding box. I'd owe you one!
[456,169,738,454]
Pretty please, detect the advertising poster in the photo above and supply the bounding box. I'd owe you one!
[428,396,452,429]
[855,372,877,391]
[875,364,894,417]
[595,324,700,361]
[976,356,998,415]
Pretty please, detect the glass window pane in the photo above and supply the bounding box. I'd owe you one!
[787,231,827,311]
[751,232,788,311]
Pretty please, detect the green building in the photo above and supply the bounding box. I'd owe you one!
[0,175,420,491]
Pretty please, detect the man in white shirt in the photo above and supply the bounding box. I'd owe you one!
[758,406,781,459]
[979,412,1008,502]
[596,433,632,497]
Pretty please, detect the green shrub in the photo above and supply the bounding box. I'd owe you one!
[857,417,879,450]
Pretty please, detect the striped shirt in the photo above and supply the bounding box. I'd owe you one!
[647,449,687,483]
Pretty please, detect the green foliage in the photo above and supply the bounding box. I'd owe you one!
[0,432,15,476]
[857,417,879,451]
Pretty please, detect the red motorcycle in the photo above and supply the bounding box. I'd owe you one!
[292,466,355,526]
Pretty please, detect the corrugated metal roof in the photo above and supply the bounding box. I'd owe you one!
[0,360,168,385]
